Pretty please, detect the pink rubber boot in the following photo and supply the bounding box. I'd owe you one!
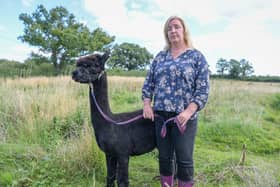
[178,180,194,187]
[160,175,174,187]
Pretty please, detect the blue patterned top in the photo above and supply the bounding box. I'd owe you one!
[142,49,210,118]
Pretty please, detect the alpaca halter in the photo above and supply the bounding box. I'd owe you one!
[89,76,186,137]
[97,70,105,80]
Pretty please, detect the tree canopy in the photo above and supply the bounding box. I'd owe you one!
[216,58,254,78]
[18,4,115,74]
[107,42,153,70]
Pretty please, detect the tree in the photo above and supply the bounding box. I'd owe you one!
[240,59,254,77]
[216,58,229,76]
[18,5,114,74]
[107,42,153,70]
[216,58,254,78]
[228,59,241,78]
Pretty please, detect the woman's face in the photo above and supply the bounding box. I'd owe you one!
[167,19,185,45]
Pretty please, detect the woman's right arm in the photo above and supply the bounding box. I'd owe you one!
[142,54,159,121]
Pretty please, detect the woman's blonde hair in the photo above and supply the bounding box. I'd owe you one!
[163,16,193,50]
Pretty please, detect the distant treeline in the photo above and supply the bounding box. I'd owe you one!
[1,59,280,82]
[0,59,74,77]
[211,74,280,83]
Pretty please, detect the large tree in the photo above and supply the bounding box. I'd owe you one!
[18,5,114,74]
[107,42,153,70]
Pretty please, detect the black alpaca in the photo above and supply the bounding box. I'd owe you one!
[72,52,156,187]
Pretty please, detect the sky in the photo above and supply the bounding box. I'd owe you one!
[0,0,280,76]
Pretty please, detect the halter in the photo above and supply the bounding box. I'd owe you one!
[97,70,105,80]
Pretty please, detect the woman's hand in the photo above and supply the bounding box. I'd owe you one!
[177,110,192,127]
[143,98,154,121]
[177,102,198,126]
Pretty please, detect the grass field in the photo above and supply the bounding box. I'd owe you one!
[0,76,280,187]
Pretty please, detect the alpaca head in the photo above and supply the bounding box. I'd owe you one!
[72,52,110,83]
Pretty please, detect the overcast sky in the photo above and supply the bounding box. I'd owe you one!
[0,0,279,75]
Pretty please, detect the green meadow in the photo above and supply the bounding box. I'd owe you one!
[0,76,279,187]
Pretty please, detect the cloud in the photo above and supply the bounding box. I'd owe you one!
[0,43,38,62]
[154,0,280,24]
[195,28,280,76]
[194,2,280,76]
[0,25,5,32]
[84,0,166,53]
[83,0,279,75]
[21,0,36,7]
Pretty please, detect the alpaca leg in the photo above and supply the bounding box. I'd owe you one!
[106,154,117,187]
[116,156,129,187]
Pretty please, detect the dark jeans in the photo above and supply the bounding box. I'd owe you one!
[155,111,197,182]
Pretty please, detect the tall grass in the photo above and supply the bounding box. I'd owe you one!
[0,77,280,186]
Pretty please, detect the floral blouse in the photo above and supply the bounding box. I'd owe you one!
[142,49,210,119]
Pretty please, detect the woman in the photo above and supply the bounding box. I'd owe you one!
[142,16,210,187]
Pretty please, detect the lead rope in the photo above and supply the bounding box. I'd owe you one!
[89,72,186,137]
[89,83,143,125]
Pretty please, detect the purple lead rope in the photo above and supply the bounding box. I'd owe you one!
[160,117,186,138]
[90,83,143,125]
[89,83,186,137]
